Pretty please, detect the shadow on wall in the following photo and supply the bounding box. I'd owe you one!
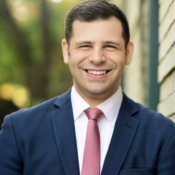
[0,99,19,130]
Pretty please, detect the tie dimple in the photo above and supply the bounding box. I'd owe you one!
[81,108,103,175]
[84,108,103,120]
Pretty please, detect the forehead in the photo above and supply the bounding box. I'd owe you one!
[70,17,124,45]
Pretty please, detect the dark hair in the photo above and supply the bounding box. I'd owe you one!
[65,0,130,48]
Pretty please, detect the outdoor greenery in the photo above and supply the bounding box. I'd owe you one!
[0,0,80,106]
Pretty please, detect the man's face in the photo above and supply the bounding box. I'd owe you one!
[62,17,134,105]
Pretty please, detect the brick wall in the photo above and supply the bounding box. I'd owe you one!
[112,0,175,121]
[158,0,175,121]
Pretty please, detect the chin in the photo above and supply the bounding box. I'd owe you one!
[85,87,108,96]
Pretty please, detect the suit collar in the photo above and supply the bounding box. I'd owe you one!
[51,89,80,175]
[71,85,123,126]
[121,92,139,116]
[52,90,140,175]
[54,90,138,116]
[97,86,123,126]
[71,86,90,121]
[101,92,140,175]
[54,88,72,108]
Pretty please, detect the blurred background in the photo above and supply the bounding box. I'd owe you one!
[0,0,175,127]
[0,0,80,125]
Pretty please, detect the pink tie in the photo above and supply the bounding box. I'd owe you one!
[81,108,103,175]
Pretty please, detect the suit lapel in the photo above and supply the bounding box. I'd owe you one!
[101,93,140,175]
[50,90,140,175]
[51,90,80,175]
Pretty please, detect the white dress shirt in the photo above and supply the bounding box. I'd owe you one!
[71,86,123,173]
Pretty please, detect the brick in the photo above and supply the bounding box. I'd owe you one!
[159,1,175,42]
[160,70,175,101]
[173,70,175,92]
[159,22,175,61]
[158,45,175,82]
[159,0,173,23]
[158,92,175,117]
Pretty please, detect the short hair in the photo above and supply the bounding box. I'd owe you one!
[65,0,130,48]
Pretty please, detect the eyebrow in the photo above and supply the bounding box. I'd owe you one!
[75,41,93,46]
[104,41,121,47]
[75,41,122,47]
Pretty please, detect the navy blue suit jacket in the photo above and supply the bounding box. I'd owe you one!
[0,89,175,175]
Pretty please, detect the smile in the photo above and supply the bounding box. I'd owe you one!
[85,70,110,75]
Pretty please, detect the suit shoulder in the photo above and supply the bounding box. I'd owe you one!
[7,89,71,126]
[9,96,57,119]
[1,96,62,138]
[5,94,69,131]
[134,102,175,134]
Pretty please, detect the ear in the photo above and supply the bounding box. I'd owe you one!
[62,39,69,64]
[125,40,134,65]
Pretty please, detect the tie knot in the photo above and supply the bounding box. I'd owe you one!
[84,108,103,120]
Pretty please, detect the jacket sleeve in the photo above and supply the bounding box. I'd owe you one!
[157,134,175,175]
[0,115,23,175]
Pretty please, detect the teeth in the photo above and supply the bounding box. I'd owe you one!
[87,70,107,75]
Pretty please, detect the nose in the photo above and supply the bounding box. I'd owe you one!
[89,47,106,65]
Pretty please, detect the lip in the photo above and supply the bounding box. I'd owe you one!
[83,69,111,79]
[84,68,109,71]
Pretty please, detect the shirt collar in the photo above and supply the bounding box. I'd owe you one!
[97,86,123,126]
[71,86,90,121]
[71,86,123,126]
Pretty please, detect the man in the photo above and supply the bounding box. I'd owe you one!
[0,0,175,174]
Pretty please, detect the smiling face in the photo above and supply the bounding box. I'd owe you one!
[62,17,134,107]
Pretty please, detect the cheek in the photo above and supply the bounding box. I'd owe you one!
[105,52,125,64]
[77,50,90,57]
[68,56,81,74]
[111,59,125,70]
[71,53,89,69]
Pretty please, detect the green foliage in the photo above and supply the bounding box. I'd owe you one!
[0,18,23,84]
[0,0,81,106]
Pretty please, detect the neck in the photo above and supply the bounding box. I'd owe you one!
[74,86,120,108]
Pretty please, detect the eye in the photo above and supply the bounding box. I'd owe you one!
[80,45,91,48]
[106,45,117,49]
[78,45,92,50]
